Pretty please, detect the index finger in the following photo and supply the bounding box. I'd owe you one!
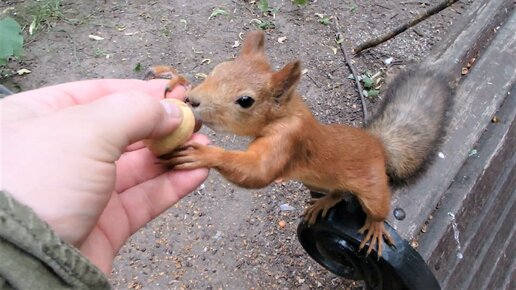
[2,79,186,120]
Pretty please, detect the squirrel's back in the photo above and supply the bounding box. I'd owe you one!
[366,69,453,184]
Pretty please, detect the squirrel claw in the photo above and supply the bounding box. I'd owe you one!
[143,65,190,98]
[144,66,179,80]
[302,193,343,225]
[358,219,394,258]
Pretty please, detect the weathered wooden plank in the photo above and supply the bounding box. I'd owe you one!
[389,9,516,240]
[422,95,515,288]
[501,251,516,290]
[459,187,515,289]
[484,222,516,290]
[428,153,515,286]
[426,0,514,79]
[418,83,516,261]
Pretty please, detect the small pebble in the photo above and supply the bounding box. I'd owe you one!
[278,220,287,228]
[279,203,295,211]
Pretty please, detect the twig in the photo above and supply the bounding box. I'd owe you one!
[306,73,321,88]
[354,0,459,54]
[401,1,431,5]
[332,17,368,126]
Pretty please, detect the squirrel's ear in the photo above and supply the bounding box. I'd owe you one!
[270,60,301,102]
[240,31,265,56]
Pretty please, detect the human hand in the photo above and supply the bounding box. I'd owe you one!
[0,79,209,274]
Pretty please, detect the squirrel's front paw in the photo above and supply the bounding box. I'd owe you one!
[144,66,191,97]
[158,143,220,170]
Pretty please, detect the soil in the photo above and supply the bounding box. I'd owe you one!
[1,0,472,289]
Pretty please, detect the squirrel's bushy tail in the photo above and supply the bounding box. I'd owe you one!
[366,69,453,184]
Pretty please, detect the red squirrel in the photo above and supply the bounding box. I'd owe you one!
[150,31,453,256]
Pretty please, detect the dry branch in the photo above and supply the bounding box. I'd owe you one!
[332,17,369,126]
[354,0,459,54]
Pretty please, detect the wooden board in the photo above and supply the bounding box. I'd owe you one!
[423,84,515,289]
[388,1,515,241]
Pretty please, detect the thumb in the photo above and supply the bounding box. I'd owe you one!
[76,91,183,153]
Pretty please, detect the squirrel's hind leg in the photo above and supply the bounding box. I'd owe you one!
[302,192,345,224]
[358,218,394,257]
[354,183,394,257]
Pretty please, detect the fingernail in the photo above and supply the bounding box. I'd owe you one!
[160,99,183,119]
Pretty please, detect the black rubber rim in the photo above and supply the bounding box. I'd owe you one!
[297,193,441,290]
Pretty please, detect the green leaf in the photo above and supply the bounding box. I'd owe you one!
[0,17,24,65]
[258,0,269,13]
[294,0,307,5]
[208,8,228,20]
[252,19,275,30]
[362,76,373,88]
[318,16,330,25]
[367,89,379,97]
[134,62,142,72]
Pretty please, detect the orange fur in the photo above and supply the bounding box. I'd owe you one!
[158,31,452,256]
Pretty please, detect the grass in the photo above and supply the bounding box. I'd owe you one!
[14,0,64,36]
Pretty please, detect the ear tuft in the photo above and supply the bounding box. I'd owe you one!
[240,30,265,56]
[270,60,302,101]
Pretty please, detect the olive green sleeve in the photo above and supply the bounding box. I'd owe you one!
[0,191,110,290]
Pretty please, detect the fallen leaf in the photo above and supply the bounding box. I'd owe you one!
[277,36,287,43]
[209,8,228,20]
[16,68,31,75]
[328,46,337,54]
[29,18,36,36]
[88,34,104,41]
[180,19,187,28]
[195,73,208,79]
[383,57,394,65]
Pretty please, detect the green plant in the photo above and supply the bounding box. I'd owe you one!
[315,13,331,26]
[0,17,24,65]
[293,0,308,5]
[208,8,228,20]
[346,2,358,12]
[257,0,279,16]
[258,0,269,13]
[250,19,275,30]
[17,0,64,35]
[361,71,380,98]
[93,47,108,58]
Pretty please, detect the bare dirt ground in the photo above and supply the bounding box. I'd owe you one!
[1,0,473,289]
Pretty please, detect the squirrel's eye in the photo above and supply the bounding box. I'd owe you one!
[236,96,255,108]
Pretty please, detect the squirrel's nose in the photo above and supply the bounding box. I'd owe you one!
[185,97,200,108]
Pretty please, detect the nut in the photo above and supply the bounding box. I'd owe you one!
[144,98,195,156]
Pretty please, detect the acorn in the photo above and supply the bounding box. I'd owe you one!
[144,98,201,157]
